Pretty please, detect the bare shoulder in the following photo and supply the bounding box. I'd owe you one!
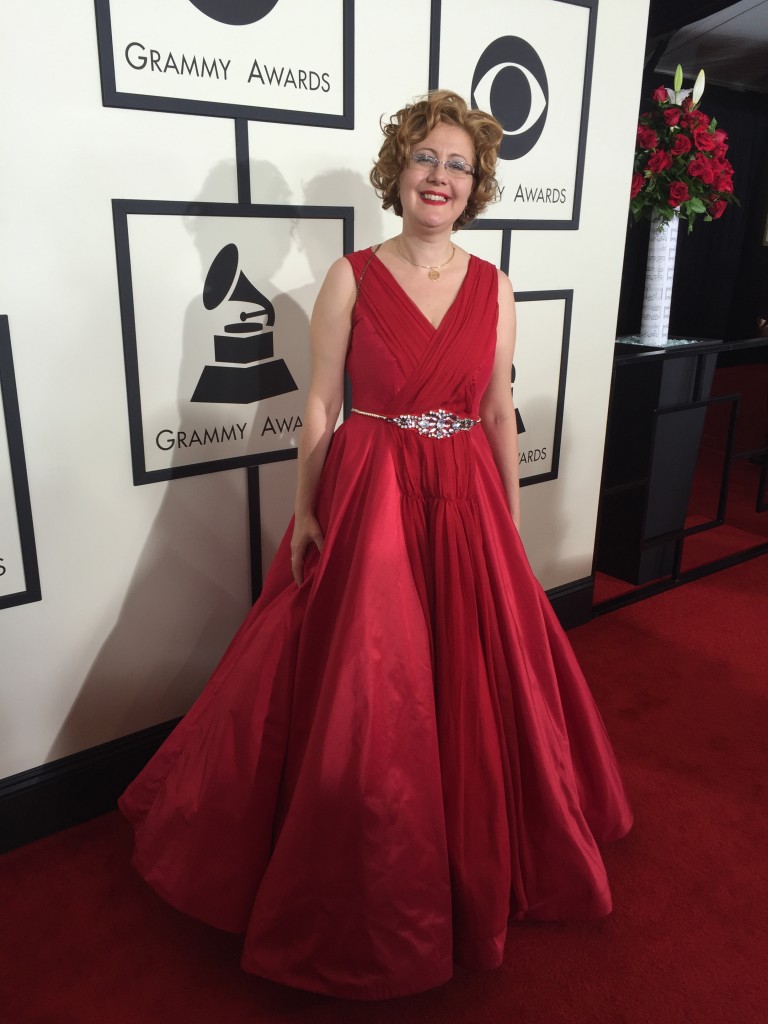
[496,267,515,302]
[313,256,357,320]
[323,255,357,294]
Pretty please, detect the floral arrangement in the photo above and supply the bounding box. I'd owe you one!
[630,65,737,232]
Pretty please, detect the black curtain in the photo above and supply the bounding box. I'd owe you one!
[615,75,768,342]
[646,0,737,39]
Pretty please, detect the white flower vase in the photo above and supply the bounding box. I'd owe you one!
[640,210,680,346]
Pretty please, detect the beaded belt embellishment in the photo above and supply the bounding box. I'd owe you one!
[352,408,480,439]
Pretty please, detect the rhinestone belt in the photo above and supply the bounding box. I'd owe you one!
[351,407,480,439]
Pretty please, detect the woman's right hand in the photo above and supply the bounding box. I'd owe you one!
[290,512,326,586]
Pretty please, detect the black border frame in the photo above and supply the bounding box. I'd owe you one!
[514,289,572,487]
[592,337,768,615]
[94,0,355,130]
[644,394,739,542]
[429,0,598,232]
[0,316,41,610]
[112,199,354,485]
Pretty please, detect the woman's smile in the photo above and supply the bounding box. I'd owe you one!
[399,122,475,225]
[419,190,450,205]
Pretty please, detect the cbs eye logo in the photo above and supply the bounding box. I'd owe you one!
[188,0,280,25]
[471,36,549,161]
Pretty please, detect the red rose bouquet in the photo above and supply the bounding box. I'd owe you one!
[630,65,737,232]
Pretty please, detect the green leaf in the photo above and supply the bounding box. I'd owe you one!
[688,198,707,213]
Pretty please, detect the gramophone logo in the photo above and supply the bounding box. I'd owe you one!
[471,36,549,161]
[191,243,298,404]
[187,0,280,24]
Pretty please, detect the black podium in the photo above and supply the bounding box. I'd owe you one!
[596,337,722,584]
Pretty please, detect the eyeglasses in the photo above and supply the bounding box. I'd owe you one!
[410,151,475,178]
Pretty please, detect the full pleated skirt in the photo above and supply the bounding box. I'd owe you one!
[120,415,632,1000]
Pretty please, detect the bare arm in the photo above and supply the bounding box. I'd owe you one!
[479,270,520,529]
[291,257,356,584]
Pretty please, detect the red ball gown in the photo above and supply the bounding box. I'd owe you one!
[120,249,633,1000]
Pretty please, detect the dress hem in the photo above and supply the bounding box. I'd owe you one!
[242,959,457,1001]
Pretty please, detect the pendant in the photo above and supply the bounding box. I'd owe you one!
[428,268,440,281]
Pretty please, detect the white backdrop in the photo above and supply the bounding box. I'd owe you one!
[0,0,650,779]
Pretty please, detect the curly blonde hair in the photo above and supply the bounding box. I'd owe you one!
[369,90,503,231]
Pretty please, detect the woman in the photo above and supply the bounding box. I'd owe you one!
[120,91,632,1000]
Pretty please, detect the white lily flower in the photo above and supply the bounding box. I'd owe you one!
[663,64,706,107]
[692,69,706,106]
[665,86,692,105]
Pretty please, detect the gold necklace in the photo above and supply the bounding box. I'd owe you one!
[396,239,456,281]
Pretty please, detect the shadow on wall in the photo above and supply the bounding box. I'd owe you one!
[47,160,310,760]
[302,167,385,255]
[48,161,386,762]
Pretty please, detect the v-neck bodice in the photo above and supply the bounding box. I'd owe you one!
[372,251,474,333]
[345,247,499,419]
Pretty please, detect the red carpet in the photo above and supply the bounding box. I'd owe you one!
[1,556,766,1023]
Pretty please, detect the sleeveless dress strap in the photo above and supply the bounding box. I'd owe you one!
[346,245,381,307]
